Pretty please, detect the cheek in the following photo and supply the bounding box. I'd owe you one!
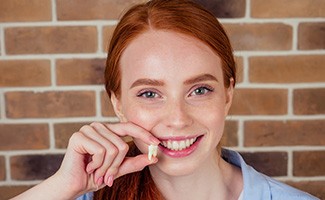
[124,105,158,130]
[201,103,227,140]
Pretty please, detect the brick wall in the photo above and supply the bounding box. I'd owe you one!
[0,0,324,199]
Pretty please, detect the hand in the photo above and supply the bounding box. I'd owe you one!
[54,122,160,198]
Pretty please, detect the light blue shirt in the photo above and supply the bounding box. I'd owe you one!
[76,149,318,200]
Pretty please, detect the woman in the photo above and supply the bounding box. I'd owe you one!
[12,0,318,199]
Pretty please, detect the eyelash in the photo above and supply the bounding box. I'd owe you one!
[137,90,160,99]
[136,85,214,99]
[190,85,214,96]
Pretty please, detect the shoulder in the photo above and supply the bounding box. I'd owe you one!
[75,192,94,200]
[221,149,319,200]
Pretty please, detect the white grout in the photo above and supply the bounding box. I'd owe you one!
[245,0,251,19]
[51,0,57,22]
[237,120,244,148]
[0,89,5,119]
[4,155,10,181]
[287,150,293,178]
[0,24,5,56]
[48,122,56,150]
[50,58,56,86]
[287,88,294,116]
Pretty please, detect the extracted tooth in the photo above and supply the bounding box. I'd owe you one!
[148,144,158,161]
[153,145,158,157]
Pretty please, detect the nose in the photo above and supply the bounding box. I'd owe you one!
[163,98,193,129]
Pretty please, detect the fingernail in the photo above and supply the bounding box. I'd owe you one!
[106,175,114,187]
[86,165,94,174]
[149,136,160,145]
[96,176,104,186]
[149,157,158,164]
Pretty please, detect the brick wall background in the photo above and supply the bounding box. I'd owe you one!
[0,0,324,199]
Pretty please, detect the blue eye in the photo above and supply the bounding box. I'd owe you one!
[191,86,214,96]
[137,91,159,98]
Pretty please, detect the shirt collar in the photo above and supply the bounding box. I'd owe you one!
[222,148,272,200]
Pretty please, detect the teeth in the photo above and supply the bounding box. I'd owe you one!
[148,145,158,161]
[172,141,179,150]
[161,137,197,151]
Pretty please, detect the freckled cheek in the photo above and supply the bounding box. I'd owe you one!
[124,105,160,131]
[203,106,226,133]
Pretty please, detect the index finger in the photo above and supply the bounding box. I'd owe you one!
[104,122,160,145]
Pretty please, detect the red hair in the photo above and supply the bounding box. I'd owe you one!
[97,0,237,199]
[105,0,236,98]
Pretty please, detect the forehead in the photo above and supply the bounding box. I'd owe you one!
[119,30,222,84]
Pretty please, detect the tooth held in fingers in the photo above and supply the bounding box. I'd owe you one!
[148,144,158,161]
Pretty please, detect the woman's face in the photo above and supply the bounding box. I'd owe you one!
[112,30,233,176]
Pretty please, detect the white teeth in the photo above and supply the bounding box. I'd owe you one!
[179,141,186,150]
[161,137,197,151]
[148,145,158,161]
[172,141,179,150]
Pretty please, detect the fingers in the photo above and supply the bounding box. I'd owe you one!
[88,123,129,184]
[91,122,160,186]
[104,122,160,145]
[68,121,159,190]
[116,154,158,178]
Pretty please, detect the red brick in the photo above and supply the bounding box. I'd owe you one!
[0,60,51,87]
[240,151,287,176]
[244,120,325,146]
[293,151,325,176]
[286,181,325,200]
[229,89,288,115]
[56,59,105,85]
[221,121,238,147]
[0,185,33,200]
[293,88,325,115]
[0,0,51,22]
[251,0,325,18]
[5,26,97,54]
[54,122,89,149]
[194,0,246,18]
[224,23,292,51]
[298,22,325,50]
[102,26,116,52]
[0,124,49,150]
[10,154,64,180]
[5,91,96,118]
[249,55,325,83]
[0,156,5,180]
[101,91,117,117]
[56,0,144,20]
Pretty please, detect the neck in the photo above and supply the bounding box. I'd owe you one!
[149,151,243,200]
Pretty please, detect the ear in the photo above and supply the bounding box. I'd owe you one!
[224,78,234,116]
[110,92,127,122]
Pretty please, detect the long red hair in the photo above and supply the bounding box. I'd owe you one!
[96,0,236,199]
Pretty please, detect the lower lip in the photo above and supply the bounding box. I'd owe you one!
[158,136,203,158]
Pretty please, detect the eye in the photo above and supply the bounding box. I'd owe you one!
[137,90,160,99]
[190,85,214,96]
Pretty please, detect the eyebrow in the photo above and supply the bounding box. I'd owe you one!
[183,73,218,85]
[130,78,164,89]
[130,73,218,89]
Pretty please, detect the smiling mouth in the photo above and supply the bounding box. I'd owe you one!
[160,136,202,151]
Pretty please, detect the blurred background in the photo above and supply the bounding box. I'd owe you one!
[0,0,324,199]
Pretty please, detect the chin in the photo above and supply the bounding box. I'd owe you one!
[150,157,200,177]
